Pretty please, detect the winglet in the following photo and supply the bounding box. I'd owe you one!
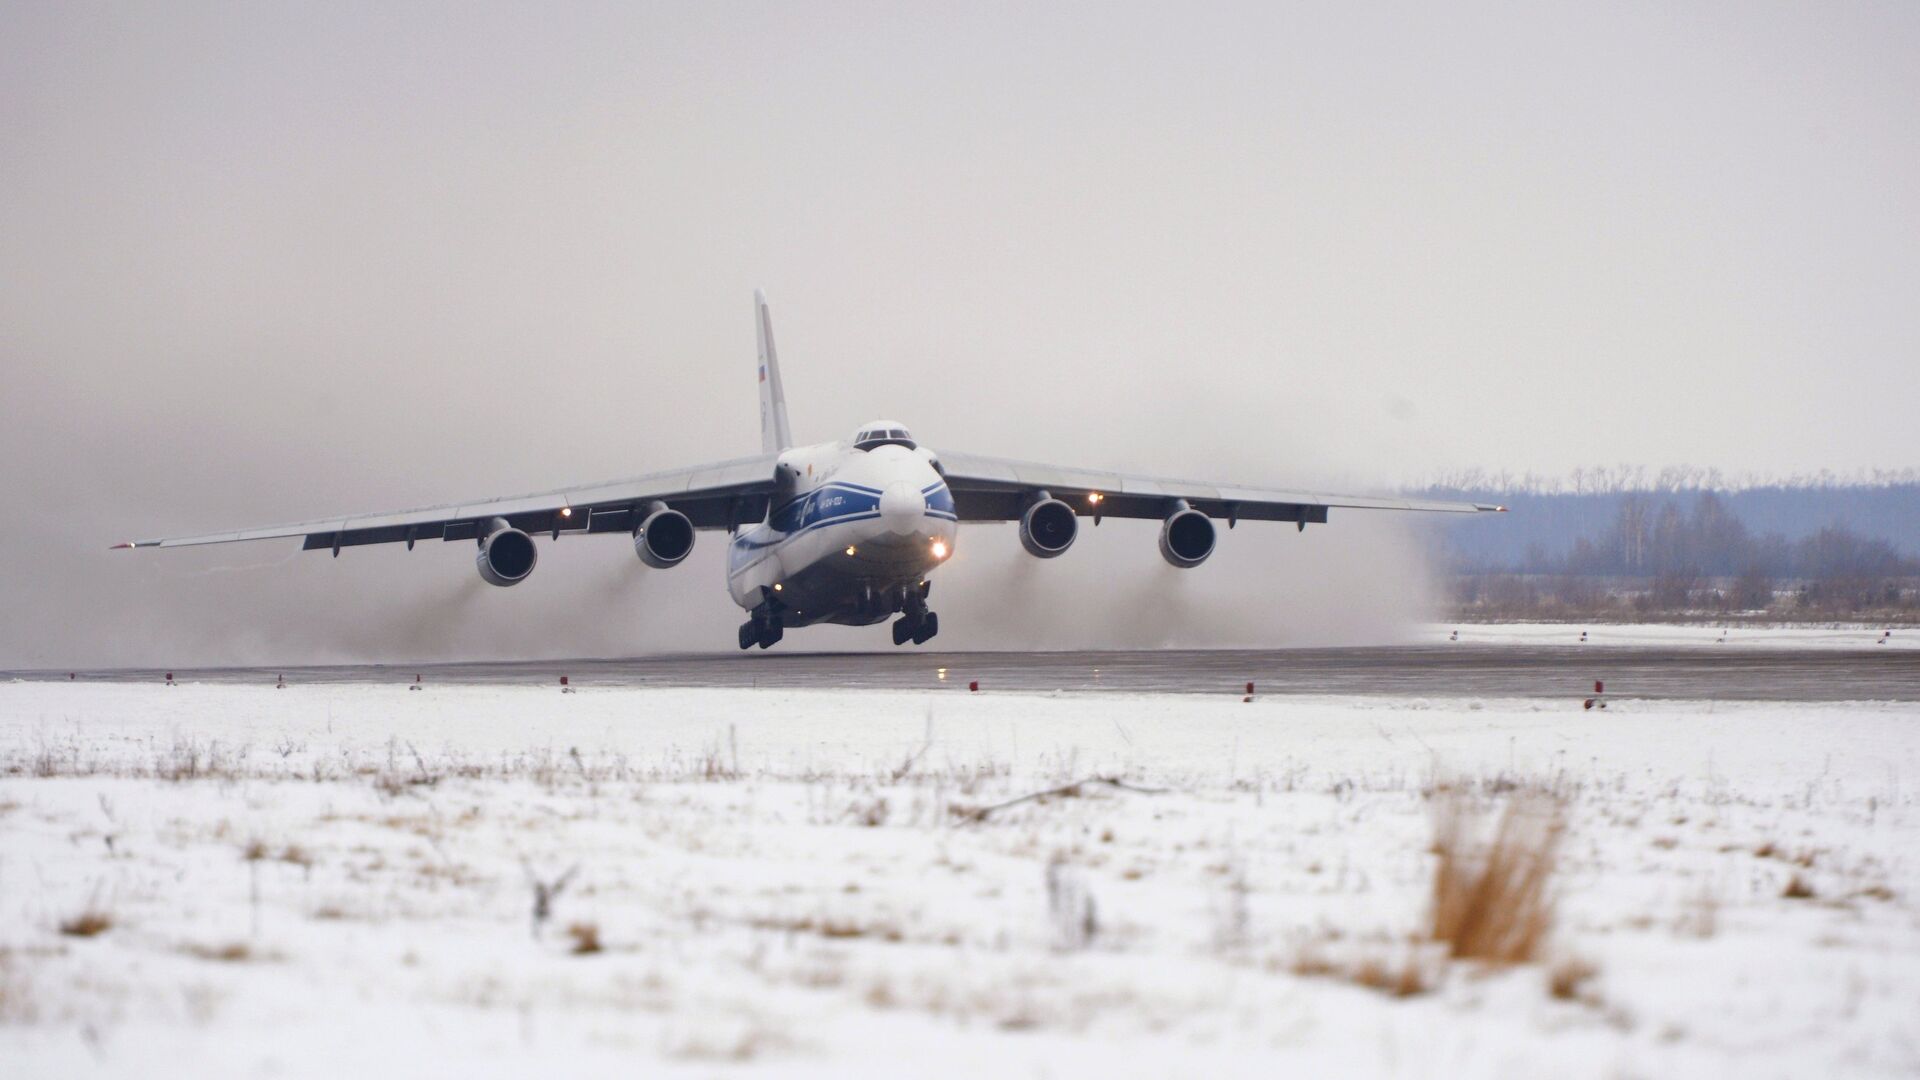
[755,289,794,454]
[110,542,135,550]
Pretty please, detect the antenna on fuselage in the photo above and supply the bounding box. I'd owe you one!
[755,289,794,453]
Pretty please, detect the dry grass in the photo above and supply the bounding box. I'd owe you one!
[58,910,113,938]
[1350,956,1433,998]
[1548,956,1600,1001]
[1428,790,1564,964]
[565,921,602,955]
[1783,873,1817,899]
[1281,947,1433,998]
[183,941,253,963]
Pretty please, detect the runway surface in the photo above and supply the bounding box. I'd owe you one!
[18,645,1920,701]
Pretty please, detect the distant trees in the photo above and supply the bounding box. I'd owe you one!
[1437,488,1920,620]
[1476,492,1917,583]
[1420,465,1920,497]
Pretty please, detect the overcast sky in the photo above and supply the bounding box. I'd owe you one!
[3,2,1916,667]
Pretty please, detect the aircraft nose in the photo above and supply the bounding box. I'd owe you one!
[878,482,927,534]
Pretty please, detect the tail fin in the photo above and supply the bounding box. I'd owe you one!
[755,289,794,453]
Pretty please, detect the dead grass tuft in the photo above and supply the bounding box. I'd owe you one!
[1281,946,1433,998]
[183,941,253,963]
[58,910,113,938]
[1548,956,1600,1001]
[566,921,602,955]
[1782,873,1816,899]
[1350,956,1432,998]
[1428,790,1564,964]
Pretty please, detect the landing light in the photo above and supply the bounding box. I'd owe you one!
[845,545,857,556]
[559,506,573,518]
[1087,492,1104,505]
[930,539,948,559]
[773,583,783,592]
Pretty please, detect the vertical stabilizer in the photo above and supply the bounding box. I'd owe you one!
[755,289,794,453]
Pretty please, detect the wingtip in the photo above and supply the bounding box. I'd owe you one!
[110,542,134,550]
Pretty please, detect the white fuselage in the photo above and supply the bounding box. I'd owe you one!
[725,440,958,627]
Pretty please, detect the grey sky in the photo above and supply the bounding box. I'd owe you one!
[3,2,1916,667]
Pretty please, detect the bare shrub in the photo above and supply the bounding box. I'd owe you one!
[1675,884,1719,939]
[849,796,889,827]
[31,738,64,778]
[1428,790,1564,963]
[1045,854,1097,951]
[1782,874,1816,899]
[524,862,579,939]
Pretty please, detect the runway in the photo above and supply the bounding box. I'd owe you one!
[21,645,1920,701]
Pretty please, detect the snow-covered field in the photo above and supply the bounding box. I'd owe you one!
[3,680,1917,1077]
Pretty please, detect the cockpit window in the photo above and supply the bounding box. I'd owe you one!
[852,423,916,451]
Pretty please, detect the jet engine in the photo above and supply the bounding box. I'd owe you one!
[1019,494,1077,558]
[634,503,695,569]
[1158,502,1216,568]
[476,521,537,586]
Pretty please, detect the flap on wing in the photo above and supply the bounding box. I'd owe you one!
[120,454,780,551]
[933,448,1499,522]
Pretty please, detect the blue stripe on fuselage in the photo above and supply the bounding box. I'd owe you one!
[734,479,953,558]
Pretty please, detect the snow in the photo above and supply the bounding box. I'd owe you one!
[3,680,1917,1077]
[1420,621,1917,650]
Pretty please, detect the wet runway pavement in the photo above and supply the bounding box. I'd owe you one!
[18,645,1920,701]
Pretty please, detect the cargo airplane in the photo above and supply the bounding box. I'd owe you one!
[118,292,1503,648]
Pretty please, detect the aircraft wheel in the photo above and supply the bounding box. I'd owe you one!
[759,622,784,650]
[911,612,938,645]
[738,622,758,650]
[892,617,912,646]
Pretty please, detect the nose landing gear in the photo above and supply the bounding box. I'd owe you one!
[891,610,938,645]
[738,615,783,650]
[739,589,786,650]
[891,587,938,646]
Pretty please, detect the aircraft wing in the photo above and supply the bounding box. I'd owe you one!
[931,449,1502,526]
[114,454,781,552]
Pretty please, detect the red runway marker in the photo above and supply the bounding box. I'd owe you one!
[968,680,979,692]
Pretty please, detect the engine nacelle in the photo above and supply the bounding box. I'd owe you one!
[634,503,695,569]
[1158,502,1216,568]
[1019,494,1078,558]
[476,522,537,587]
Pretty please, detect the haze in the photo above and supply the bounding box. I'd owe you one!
[3,3,1915,668]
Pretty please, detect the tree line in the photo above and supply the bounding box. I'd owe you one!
[1438,490,1919,620]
